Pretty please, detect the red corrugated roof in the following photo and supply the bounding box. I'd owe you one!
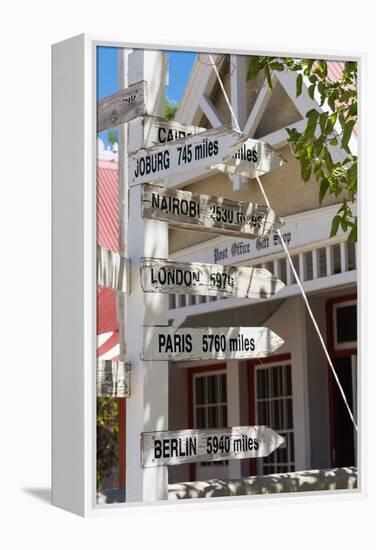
[97,159,120,359]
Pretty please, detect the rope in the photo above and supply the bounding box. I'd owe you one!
[208,54,358,432]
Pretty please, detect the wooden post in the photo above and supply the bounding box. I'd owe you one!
[117,48,131,491]
[230,54,247,191]
[125,50,169,502]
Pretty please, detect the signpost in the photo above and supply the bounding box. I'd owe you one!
[211,138,285,179]
[128,126,248,186]
[97,246,130,293]
[97,80,147,133]
[140,257,285,299]
[141,326,284,361]
[97,360,131,398]
[142,183,283,239]
[141,425,285,467]
[141,115,206,148]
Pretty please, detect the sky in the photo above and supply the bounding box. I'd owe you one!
[97,47,196,147]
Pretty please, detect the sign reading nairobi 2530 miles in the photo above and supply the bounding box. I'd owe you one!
[141,425,285,467]
[141,326,284,361]
[128,126,248,186]
[142,184,283,239]
[140,257,285,299]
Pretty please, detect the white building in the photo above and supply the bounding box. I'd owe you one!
[163,54,357,485]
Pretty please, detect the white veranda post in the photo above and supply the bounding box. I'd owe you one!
[125,50,169,502]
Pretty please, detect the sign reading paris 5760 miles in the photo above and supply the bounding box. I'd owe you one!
[141,326,284,361]
[141,425,285,467]
[128,126,248,186]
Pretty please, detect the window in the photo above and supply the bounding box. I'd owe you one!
[193,371,228,466]
[333,300,357,350]
[255,362,295,474]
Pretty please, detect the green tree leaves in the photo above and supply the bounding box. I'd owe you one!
[246,57,358,242]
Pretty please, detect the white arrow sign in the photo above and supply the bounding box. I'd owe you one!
[97,360,130,398]
[97,80,147,133]
[141,116,206,148]
[140,116,285,178]
[128,126,248,186]
[142,183,283,239]
[211,138,286,179]
[141,326,284,361]
[140,257,285,299]
[141,425,285,467]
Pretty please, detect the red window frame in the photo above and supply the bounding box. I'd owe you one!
[325,292,357,467]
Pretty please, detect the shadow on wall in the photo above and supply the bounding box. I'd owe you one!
[168,467,358,500]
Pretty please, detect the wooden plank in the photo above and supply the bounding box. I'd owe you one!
[97,80,147,133]
[141,425,285,467]
[211,138,286,179]
[97,246,130,293]
[97,360,130,398]
[142,183,283,239]
[142,116,206,149]
[128,126,248,186]
[140,257,285,299]
[141,326,284,361]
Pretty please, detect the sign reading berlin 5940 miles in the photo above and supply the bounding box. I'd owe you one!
[141,425,285,467]
[128,126,248,186]
[142,183,283,239]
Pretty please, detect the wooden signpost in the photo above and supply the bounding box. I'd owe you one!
[211,138,285,179]
[140,257,285,299]
[97,80,147,133]
[97,360,130,398]
[128,126,248,186]
[142,183,283,239]
[97,246,130,293]
[141,326,284,361]
[141,116,285,178]
[141,425,285,467]
[141,115,206,148]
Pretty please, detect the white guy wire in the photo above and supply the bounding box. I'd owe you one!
[208,54,358,431]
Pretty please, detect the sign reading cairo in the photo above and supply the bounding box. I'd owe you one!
[140,257,285,299]
[141,425,285,467]
[142,183,283,239]
[97,80,147,133]
[141,116,285,178]
[128,126,248,186]
[141,326,284,361]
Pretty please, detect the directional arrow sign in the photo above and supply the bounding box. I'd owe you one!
[97,246,130,293]
[142,183,283,239]
[141,326,284,361]
[140,257,285,299]
[97,360,130,398]
[140,116,285,178]
[97,80,147,133]
[128,126,248,186]
[211,138,286,179]
[141,115,206,148]
[141,425,285,467]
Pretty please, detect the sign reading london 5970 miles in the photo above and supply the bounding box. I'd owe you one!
[141,425,285,467]
[142,184,283,239]
[141,326,284,361]
[128,126,248,186]
[140,257,285,299]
